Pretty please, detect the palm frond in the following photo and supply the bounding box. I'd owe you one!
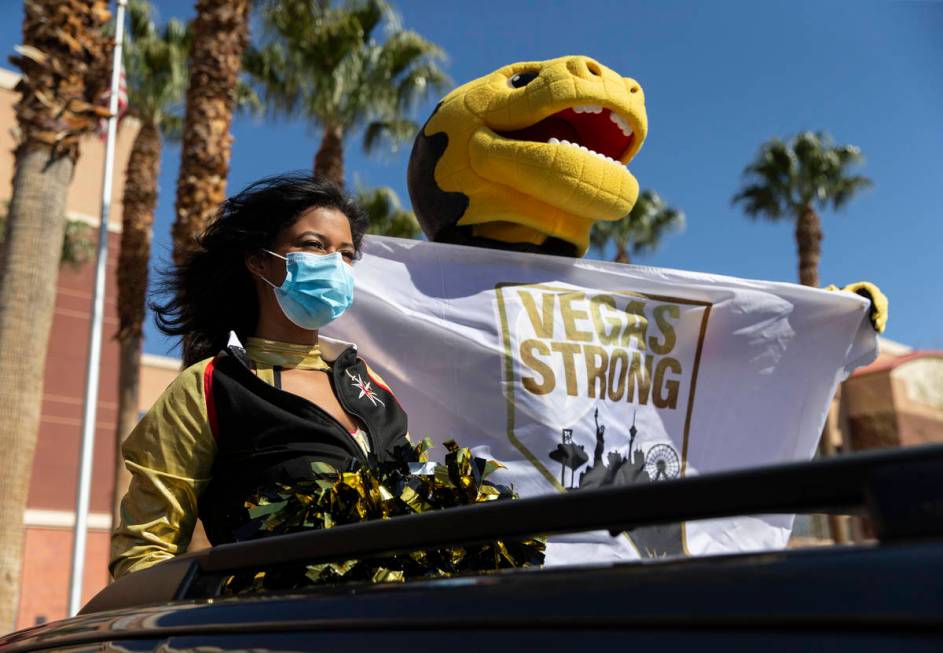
[233,79,263,118]
[242,42,303,117]
[159,112,183,141]
[243,0,450,176]
[378,29,446,78]
[348,0,388,44]
[395,62,450,112]
[590,190,683,260]
[631,203,685,256]
[733,130,871,222]
[363,118,417,153]
[831,175,873,211]
[589,217,627,253]
[732,184,786,221]
[127,0,158,43]
[355,182,421,239]
[123,1,189,125]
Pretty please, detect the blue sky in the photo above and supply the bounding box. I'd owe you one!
[1,1,941,355]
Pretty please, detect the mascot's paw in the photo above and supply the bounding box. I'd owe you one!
[825,281,888,333]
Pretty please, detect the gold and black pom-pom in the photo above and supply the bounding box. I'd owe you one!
[223,439,545,594]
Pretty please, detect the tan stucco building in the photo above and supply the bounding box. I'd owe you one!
[842,343,943,451]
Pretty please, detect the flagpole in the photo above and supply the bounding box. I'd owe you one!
[68,0,128,617]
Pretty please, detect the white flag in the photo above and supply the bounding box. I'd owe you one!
[324,236,877,563]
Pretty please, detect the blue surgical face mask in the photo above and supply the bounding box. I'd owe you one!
[259,250,355,330]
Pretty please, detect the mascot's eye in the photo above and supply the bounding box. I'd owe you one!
[508,71,539,88]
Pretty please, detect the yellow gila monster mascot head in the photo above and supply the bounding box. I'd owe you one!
[408,55,648,257]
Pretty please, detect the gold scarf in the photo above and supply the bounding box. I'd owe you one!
[245,337,331,371]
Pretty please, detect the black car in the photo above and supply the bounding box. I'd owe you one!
[3,444,942,652]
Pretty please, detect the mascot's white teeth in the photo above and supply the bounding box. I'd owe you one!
[547,137,624,167]
[573,104,604,114]
[609,112,633,137]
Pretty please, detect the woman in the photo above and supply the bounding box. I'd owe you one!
[110,174,409,579]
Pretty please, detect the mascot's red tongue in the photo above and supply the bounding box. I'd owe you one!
[496,108,632,161]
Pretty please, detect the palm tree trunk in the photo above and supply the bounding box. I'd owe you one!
[798,204,839,540]
[795,205,822,287]
[614,244,631,265]
[0,145,74,629]
[112,120,161,524]
[314,125,345,188]
[172,0,249,266]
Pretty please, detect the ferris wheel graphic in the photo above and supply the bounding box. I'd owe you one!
[645,444,681,481]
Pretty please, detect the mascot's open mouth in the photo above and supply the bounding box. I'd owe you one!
[494,105,636,164]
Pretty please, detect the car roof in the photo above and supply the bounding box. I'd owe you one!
[3,540,942,653]
[4,443,942,651]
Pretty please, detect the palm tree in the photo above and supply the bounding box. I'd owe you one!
[171,0,249,266]
[734,132,873,546]
[355,184,421,239]
[0,0,111,629]
[590,190,685,264]
[112,0,189,523]
[732,131,872,288]
[244,0,449,188]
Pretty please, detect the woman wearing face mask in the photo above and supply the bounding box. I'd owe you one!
[109,174,409,579]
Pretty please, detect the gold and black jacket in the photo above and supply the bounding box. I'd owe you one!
[110,334,407,579]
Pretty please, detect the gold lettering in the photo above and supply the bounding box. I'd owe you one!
[649,304,680,355]
[520,339,555,395]
[626,351,654,405]
[620,300,649,351]
[653,357,682,409]
[560,292,593,342]
[518,290,555,338]
[583,345,608,399]
[590,295,622,345]
[550,341,582,396]
[607,348,628,401]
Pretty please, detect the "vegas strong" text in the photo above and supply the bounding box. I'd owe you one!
[516,289,684,409]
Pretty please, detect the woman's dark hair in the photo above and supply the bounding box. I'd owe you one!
[152,173,369,367]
